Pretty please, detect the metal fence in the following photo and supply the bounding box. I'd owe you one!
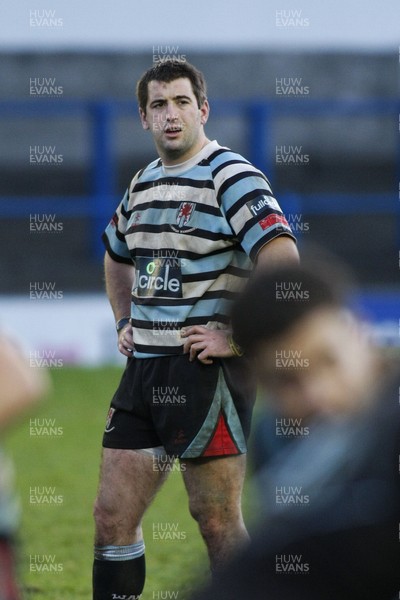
[1,97,399,258]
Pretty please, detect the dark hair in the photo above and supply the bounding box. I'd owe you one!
[231,264,347,355]
[136,60,207,113]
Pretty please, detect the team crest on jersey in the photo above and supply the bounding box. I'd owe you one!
[171,202,196,233]
[131,212,142,227]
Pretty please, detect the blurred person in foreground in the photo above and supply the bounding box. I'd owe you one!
[93,59,298,600]
[192,263,400,600]
[0,336,48,599]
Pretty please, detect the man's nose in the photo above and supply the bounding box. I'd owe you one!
[165,103,178,121]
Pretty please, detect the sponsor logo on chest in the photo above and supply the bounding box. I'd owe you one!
[135,257,182,298]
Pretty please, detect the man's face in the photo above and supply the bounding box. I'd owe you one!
[139,77,209,165]
[255,308,376,420]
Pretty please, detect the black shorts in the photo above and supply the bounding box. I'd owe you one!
[102,354,256,459]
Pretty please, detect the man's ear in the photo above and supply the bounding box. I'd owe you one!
[139,107,150,131]
[200,99,210,126]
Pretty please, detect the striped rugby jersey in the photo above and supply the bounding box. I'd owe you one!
[102,140,295,358]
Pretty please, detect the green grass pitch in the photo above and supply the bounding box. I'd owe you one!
[5,367,259,600]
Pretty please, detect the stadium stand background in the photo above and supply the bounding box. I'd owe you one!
[1,50,398,294]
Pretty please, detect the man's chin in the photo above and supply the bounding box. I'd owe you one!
[161,142,187,160]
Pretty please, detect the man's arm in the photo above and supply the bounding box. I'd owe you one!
[0,336,49,430]
[182,236,299,363]
[104,252,135,357]
[256,235,299,270]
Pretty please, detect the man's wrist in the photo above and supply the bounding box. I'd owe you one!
[116,317,131,333]
[227,334,244,357]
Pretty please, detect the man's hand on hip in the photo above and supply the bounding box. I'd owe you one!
[181,326,233,365]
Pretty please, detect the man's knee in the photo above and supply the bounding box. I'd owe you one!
[189,499,238,540]
[94,496,143,547]
[198,514,227,543]
[93,494,117,538]
[93,494,111,525]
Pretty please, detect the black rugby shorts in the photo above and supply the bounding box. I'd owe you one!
[102,354,255,459]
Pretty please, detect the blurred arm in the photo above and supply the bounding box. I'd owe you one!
[0,337,49,430]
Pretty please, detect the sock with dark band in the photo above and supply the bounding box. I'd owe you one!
[93,541,145,600]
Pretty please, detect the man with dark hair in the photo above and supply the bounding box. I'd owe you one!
[192,263,400,599]
[92,60,298,599]
[136,61,207,114]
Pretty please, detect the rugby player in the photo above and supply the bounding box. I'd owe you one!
[93,60,299,600]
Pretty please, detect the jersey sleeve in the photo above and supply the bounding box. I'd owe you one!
[102,188,133,264]
[216,161,296,262]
